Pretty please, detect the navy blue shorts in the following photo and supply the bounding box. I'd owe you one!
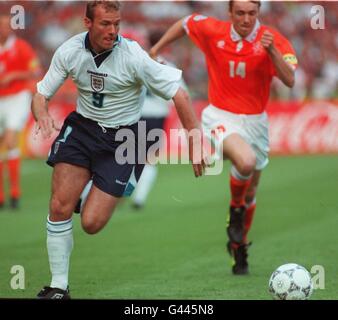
[47,112,144,197]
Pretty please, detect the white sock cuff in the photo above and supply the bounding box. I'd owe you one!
[230,165,252,181]
[47,216,73,236]
[7,148,20,160]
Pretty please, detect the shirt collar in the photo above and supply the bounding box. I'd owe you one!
[230,20,261,43]
[84,32,121,53]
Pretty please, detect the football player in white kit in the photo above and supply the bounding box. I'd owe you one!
[32,1,204,299]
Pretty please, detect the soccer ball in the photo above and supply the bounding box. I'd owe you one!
[268,263,313,300]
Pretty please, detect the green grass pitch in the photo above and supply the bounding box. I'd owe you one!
[0,156,337,299]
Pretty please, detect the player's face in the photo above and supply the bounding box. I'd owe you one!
[84,6,121,53]
[229,1,259,38]
[0,16,12,43]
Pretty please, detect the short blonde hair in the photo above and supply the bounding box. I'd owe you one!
[86,1,121,21]
[229,1,261,12]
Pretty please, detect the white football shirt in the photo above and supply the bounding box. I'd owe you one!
[141,56,188,119]
[37,32,182,127]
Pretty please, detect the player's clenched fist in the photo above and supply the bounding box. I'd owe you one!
[260,30,274,51]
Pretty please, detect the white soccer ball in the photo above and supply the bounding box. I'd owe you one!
[268,263,313,300]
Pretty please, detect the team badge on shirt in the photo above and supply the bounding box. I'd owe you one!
[91,74,104,92]
[252,42,264,55]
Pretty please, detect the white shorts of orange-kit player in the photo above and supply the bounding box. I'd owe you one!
[0,90,32,135]
[202,104,270,171]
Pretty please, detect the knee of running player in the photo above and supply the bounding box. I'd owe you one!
[81,214,105,234]
[49,195,74,222]
[234,153,256,177]
[3,131,19,150]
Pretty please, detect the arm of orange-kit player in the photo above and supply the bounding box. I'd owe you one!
[149,18,186,59]
[0,69,40,87]
[261,30,295,88]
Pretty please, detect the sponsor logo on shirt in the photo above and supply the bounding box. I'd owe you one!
[252,42,264,55]
[217,40,225,49]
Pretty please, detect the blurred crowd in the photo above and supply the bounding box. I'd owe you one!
[1,0,337,101]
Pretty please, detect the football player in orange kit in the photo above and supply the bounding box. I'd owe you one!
[0,14,40,209]
[150,0,297,274]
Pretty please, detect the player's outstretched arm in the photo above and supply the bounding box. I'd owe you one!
[31,93,60,139]
[149,18,186,59]
[172,87,205,177]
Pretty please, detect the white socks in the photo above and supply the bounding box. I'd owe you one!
[46,217,73,290]
[7,148,20,160]
[132,164,158,206]
[230,165,252,181]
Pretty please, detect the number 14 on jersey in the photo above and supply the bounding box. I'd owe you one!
[229,61,246,79]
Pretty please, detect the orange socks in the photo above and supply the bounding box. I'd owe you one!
[8,157,20,199]
[229,166,256,244]
[230,175,251,207]
[7,149,21,200]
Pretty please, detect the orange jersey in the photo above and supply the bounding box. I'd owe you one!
[184,14,298,114]
[0,36,39,96]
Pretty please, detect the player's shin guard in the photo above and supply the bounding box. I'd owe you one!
[229,166,252,207]
[7,149,21,200]
[243,200,256,244]
[46,217,73,290]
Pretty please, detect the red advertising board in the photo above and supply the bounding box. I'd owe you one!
[22,100,338,157]
[267,101,338,154]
